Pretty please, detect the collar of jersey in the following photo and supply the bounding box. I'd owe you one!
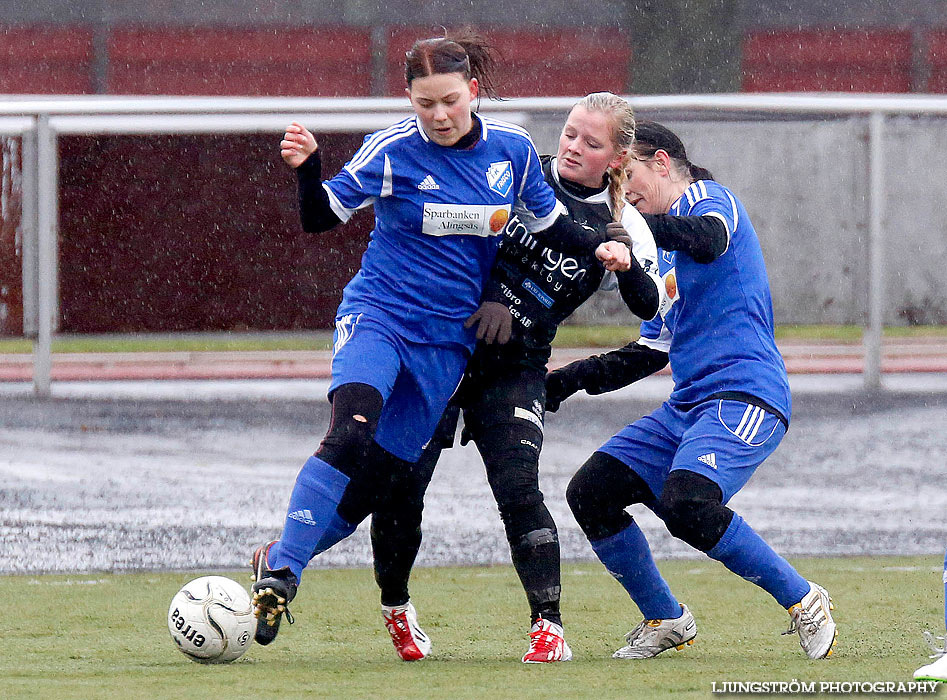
[415,112,488,150]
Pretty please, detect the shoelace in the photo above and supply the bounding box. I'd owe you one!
[625,619,661,645]
[782,605,820,636]
[384,612,416,646]
[923,631,946,659]
[527,628,562,658]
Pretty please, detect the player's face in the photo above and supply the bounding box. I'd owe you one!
[408,73,478,147]
[623,154,673,214]
[556,106,625,188]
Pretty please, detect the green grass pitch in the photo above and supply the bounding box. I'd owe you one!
[1,556,942,700]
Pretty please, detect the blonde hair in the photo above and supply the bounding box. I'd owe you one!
[574,92,635,221]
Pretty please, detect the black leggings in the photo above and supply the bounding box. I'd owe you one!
[372,366,562,625]
[567,451,734,552]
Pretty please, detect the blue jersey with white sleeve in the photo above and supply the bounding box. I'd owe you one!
[638,180,791,421]
[322,113,560,349]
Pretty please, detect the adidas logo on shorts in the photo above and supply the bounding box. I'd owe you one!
[418,175,440,190]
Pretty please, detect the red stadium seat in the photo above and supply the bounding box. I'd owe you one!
[742,28,913,92]
[384,26,630,97]
[107,27,374,96]
[0,25,95,94]
[926,30,947,92]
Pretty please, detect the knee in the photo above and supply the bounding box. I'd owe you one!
[658,470,731,552]
[318,383,383,467]
[483,446,544,517]
[499,500,556,547]
[566,452,644,527]
[565,464,594,521]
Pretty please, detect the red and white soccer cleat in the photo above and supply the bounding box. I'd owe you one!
[382,601,431,661]
[522,617,573,663]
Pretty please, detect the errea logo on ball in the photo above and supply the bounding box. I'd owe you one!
[486,161,513,197]
[422,203,511,237]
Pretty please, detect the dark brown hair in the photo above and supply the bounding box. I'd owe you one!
[633,120,714,182]
[404,28,502,99]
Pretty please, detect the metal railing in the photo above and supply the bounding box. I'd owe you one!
[7,92,947,396]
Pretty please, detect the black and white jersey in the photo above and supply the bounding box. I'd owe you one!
[478,155,661,371]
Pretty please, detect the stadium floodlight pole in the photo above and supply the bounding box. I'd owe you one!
[33,114,57,399]
[863,111,885,391]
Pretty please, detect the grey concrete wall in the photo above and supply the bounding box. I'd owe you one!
[0,0,621,27]
[3,0,943,28]
[528,111,947,327]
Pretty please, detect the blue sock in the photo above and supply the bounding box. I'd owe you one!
[311,513,358,558]
[707,514,810,609]
[271,456,350,581]
[591,522,681,620]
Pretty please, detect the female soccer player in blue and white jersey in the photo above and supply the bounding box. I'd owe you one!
[247,30,632,649]
[367,93,665,664]
[546,121,838,661]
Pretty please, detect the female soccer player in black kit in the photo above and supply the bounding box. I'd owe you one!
[368,93,665,663]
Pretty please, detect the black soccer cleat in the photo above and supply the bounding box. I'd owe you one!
[249,541,298,646]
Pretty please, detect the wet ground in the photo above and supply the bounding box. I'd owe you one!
[1,375,946,575]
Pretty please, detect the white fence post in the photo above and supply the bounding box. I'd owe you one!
[33,114,57,398]
[863,111,885,391]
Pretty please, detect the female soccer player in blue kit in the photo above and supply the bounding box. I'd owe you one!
[248,30,631,648]
[546,121,838,660]
[367,92,665,664]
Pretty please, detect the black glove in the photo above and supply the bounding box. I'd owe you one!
[605,221,632,247]
[464,301,513,344]
[545,369,580,413]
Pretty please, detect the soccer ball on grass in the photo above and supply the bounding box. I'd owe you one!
[167,575,255,663]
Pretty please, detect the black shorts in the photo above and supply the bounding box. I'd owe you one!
[430,361,545,451]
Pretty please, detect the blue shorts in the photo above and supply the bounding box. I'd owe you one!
[599,398,786,504]
[329,312,469,462]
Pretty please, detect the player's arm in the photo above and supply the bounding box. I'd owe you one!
[607,209,661,320]
[515,142,630,270]
[615,268,659,321]
[544,340,669,412]
[295,151,343,232]
[640,213,728,264]
[280,122,342,233]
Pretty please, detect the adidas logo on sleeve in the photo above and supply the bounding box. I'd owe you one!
[697,453,717,470]
[417,175,440,190]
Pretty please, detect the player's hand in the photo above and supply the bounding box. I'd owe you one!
[605,221,632,247]
[545,370,577,413]
[280,121,318,168]
[595,240,631,272]
[464,301,513,344]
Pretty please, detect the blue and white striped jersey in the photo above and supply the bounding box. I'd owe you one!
[323,113,561,348]
[638,179,791,421]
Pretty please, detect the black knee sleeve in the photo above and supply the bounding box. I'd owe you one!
[566,451,655,541]
[657,470,733,552]
[316,382,383,477]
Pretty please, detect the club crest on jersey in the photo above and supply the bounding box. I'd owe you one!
[486,161,513,197]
